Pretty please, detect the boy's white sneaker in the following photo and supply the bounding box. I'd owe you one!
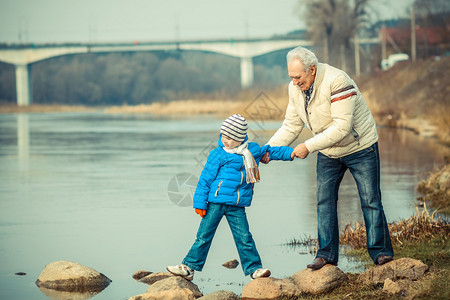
[250,268,271,280]
[166,264,194,281]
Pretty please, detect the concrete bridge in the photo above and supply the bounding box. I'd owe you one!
[0,38,312,106]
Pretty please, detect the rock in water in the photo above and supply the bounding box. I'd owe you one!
[145,276,203,298]
[35,260,111,292]
[198,290,240,299]
[242,277,301,299]
[129,289,196,300]
[139,272,176,285]
[222,259,239,269]
[132,270,152,281]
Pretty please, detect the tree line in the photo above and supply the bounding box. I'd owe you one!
[0,50,288,105]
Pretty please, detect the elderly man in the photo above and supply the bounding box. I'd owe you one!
[263,46,394,269]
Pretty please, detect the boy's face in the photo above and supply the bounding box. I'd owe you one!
[221,135,242,150]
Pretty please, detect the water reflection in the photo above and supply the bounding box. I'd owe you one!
[17,114,29,159]
[38,286,101,300]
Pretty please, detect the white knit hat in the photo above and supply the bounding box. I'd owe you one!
[220,114,248,142]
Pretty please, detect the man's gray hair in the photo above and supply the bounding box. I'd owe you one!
[286,47,318,71]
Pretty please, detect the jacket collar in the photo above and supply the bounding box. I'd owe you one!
[294,63,326,103]
[314,63,326,89]
[292,63,326,97]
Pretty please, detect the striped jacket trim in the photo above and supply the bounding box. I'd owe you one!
[331,85,354,96]
[331,85,357,103]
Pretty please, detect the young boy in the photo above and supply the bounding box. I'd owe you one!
[167,114,295,280]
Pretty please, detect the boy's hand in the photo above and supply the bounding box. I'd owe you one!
[195,208,207,218]
[290,151,295,160]
[260,152,270,164]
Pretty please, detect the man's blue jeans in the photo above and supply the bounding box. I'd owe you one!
[316,142,394,264]
[182,203,262,276]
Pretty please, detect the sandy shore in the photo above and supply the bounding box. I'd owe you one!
[0,96,289,120]
[104,99,246,117]
[0,100,248,117]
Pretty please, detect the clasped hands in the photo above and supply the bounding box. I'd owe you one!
[261,143,309,164]
[195,144,309,217]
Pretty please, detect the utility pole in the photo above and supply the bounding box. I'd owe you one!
[340,44,347,73]
[354,34,360,76]
[381,24,387,61]
[323,36,329,63]
[411,6,417,62]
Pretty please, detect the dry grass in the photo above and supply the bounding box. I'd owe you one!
[103,87,290,121]
[104,99,244,117]
[0,103,98,114]
[283,235,318,255]
[340,204,450,249]
[417,164,450,214]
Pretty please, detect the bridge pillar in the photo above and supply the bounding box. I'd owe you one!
[240,56,254,89]
[15,64,32,106]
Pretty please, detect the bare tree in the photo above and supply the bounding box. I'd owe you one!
[296,0,373,66]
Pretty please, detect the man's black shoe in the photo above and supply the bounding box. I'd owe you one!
[376,255,393,265]
[307,257,336,270]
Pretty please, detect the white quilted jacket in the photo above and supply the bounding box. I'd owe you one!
[268,63,378,158]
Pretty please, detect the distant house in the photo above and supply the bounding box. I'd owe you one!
[381,26,449,45]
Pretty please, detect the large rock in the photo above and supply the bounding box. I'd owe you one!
[241,277,301,300]
[139,272,175,285]
[359,258,428,284]
[129,288,196,300]
[198,290,239,300]
[291,265,348,295]
[145,276,203,298]
[35,260,111,292]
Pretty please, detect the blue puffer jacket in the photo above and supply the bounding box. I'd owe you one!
[193,135,293,210]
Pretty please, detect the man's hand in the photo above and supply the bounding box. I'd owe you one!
[195,208,206,218]
[260,152,270,164]
[293,143,310,159]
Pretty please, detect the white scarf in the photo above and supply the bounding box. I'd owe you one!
[223,141,260,183]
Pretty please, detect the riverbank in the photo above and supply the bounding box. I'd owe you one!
[127,207,450,299]
[103,99,245,117]
[331,206,450,299]
[357,56,450,147]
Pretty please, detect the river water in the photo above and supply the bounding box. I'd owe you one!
[0,112,447,299]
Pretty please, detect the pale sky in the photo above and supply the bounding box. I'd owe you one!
[0,0,415,44]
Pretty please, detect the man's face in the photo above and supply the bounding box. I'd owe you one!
[221,135,242,150]
[288,59,316,91]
